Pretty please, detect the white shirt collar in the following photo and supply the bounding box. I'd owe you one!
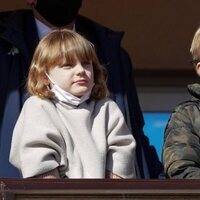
[34,18,52,40]
[34,18,76,40]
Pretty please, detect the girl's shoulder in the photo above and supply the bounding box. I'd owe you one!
[23,96,53,109]
[95,98,121,112]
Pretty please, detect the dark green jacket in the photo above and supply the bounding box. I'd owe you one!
[163,83,200,178]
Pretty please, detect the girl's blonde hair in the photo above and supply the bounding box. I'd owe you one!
[27,29,108,100]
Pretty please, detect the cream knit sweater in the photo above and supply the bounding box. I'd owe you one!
[9,96,136,178]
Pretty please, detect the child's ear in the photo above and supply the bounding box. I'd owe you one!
[196,62,200,76]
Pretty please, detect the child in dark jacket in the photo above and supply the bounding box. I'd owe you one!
[163,27,200,179]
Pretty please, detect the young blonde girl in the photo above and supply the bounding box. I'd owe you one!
[9,29,136,179]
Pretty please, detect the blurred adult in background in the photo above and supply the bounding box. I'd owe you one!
[0,0,163,178]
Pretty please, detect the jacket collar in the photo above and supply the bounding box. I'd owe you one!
[75,15,124,48]
[188,83,200,99]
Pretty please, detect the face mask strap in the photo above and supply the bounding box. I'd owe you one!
[45,71,56,85]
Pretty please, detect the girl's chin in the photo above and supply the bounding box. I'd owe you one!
[73,90,90,97]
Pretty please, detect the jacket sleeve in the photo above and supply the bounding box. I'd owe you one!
[9,97,67,178]
[106,101,136,178]
[163,102,200,179]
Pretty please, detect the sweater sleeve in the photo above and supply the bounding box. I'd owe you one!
[106,101,136,178]
[9,97,67,178]
[163,103,200,179]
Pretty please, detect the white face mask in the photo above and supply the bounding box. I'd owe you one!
[46,72,92,106]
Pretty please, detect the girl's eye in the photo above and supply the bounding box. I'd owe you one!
[61,64,73,69]
[82,61,92,68]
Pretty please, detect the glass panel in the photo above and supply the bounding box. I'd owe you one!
[143,112,171,161]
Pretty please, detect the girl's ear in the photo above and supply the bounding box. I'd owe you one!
[196,62,200,76]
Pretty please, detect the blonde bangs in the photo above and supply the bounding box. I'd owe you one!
[59,34,96,66]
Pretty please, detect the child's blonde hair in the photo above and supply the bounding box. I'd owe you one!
[190,27,200,62]
[27,29,108,100]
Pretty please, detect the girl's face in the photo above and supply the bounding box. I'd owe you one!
[48,59,94,97]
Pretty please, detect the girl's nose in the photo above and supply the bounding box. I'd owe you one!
[76,63,85,74]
